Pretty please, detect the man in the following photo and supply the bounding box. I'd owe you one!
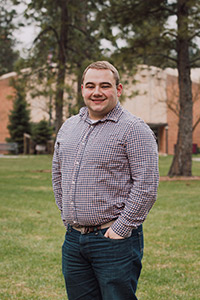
[52,61,159,300]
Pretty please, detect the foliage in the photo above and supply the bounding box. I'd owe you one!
[7,78,31,153]
[31,120,53,145]
[98,0,200,68]
[0,0,19,75]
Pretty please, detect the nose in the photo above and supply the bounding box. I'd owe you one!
[93,86,102,96]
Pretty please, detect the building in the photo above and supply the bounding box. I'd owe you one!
[0,72,16,144]
[122,65,200,154]
[0,65,200,154]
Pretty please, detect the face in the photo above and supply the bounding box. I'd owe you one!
[81,68,123,120]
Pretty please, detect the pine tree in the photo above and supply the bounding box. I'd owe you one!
[0,0,19,75]
[31,120,53,145]
[7,79,31,153]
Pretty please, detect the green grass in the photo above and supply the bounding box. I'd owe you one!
[0,155,200,299]
[158,154,200,177]
[137,155,200,300]
[0,156,66,300]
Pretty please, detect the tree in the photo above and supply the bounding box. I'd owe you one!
[0,0,19,75]
[19,0,103,134]
[7,78,31,153]
[31,120,53,145]
[98,0,200,176]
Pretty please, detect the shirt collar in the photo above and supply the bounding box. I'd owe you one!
[79,102,123,123]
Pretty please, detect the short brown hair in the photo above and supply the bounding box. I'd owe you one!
[82,61,120,85]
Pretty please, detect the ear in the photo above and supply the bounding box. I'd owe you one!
[117,83,123,97]
[81,84,84,96]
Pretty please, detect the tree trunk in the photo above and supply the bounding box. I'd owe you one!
[55,0,68,134]
[77,68,85,110]
[168,0,193,176]
[76,0,88,111]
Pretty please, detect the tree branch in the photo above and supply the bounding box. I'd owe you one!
[188,30,200,41]
[193,117,200,132]
[190,56,200,64]
[68,24,96,43]
[147,53,178,63]
[168,102,179,117]
[33,26,60,45]
[67,46,91,60]
[162,31,177,39]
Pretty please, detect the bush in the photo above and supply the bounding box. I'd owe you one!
[31,120,53,145]
[7,79,31,153]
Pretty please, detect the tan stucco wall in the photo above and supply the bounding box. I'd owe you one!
[122,65,167,125]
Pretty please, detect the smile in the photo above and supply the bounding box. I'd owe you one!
[90,98,106,102]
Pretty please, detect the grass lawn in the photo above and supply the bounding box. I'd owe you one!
[0,154,200,299]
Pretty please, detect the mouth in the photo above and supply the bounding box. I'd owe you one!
[90,98,106,102]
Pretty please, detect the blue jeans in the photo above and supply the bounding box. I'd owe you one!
[62,224,143,300]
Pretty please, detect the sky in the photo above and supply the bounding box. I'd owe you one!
[14,25,39,56]
[13,2,40,57]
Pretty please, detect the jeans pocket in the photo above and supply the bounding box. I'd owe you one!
[97,229,131,243]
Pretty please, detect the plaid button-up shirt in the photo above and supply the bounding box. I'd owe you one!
[52,102,159,237]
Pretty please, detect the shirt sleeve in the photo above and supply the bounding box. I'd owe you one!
[111,120,159,237]
[52,130,63,213]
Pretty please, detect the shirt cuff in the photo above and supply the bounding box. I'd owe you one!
[111,218,137,237]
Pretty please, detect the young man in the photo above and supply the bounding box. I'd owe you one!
[52,61,159,300]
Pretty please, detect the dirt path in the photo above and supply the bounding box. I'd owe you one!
[160,176,200,181]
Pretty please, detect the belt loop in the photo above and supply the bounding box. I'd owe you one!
[81,227,86,234]
[93,226,98,232]
[67,224,72,233]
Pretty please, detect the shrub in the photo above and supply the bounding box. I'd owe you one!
[7,79,31,153]
[31,120,53,145]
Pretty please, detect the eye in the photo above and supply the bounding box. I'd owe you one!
[101,85,110,89]
[86,85,94,89]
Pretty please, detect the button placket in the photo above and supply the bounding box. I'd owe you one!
[69,125,95,223]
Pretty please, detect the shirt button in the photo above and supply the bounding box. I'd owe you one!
[72,181,75,184]
[75,161,79,165]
